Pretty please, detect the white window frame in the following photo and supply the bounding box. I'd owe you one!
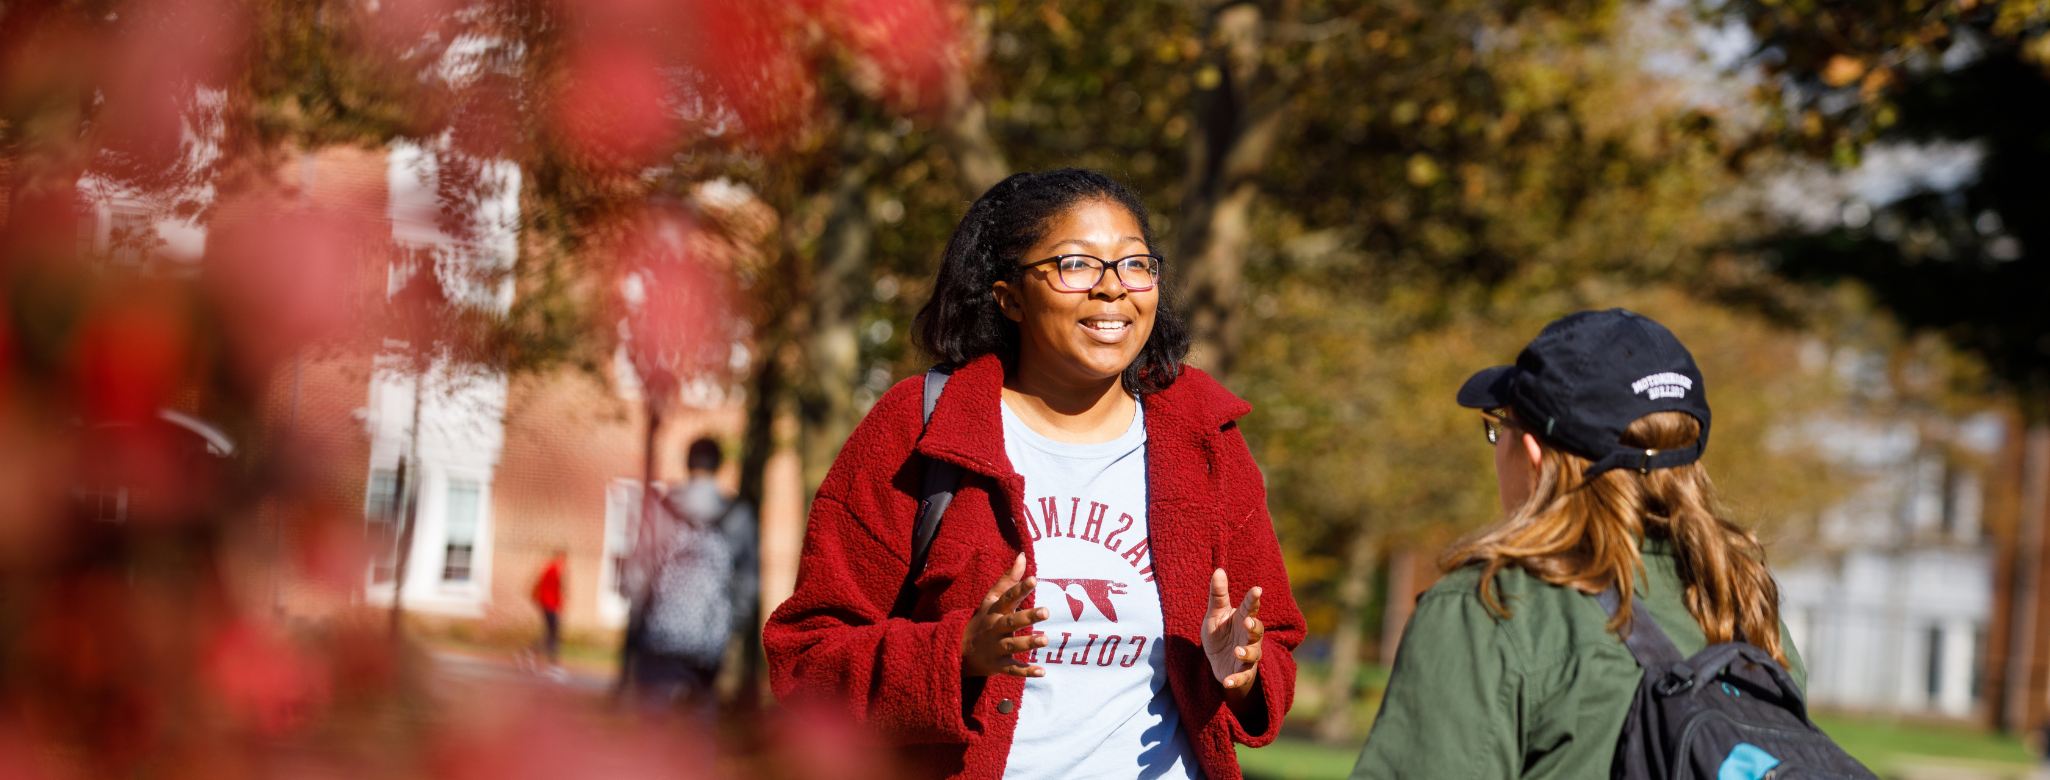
[364,468,401,584]
[362,463,497,617]
[598,478,658,628]
[440,478,484,584]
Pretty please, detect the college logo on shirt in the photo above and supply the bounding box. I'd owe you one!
[1018,495,1163,670]
[1043,578,1128,622]
[1021,496,1155,583]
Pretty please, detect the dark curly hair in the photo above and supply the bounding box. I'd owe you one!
[912,169,1190,395]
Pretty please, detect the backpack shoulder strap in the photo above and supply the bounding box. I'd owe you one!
[1597,584,1690,678]
[921,365,949,426]
[893,365,964,617]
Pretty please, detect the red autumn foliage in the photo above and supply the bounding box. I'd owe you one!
[0,721,54,780]
[365,0,468,52]
[448,74,524,161]
[204,621,333,736]
[824,0,964,114]
[294,504,376,592]
[683,0,816,147]
[553,44,677,170]
[70,291,192,424]
[434,695,715,780]
[616,207,739,396]
[90,0,242,172]
[0,0,973,775]
[765,704,904,780]
[206,209,379,386]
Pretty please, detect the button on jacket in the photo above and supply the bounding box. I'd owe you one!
[1352,537,1807,780]
[764,354,1304,780]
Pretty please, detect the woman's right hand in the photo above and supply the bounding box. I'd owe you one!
[961,553,1051,677]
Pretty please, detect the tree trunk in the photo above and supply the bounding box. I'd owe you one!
[1177,2,1288,378]
[937,68,1008,198]
[1316,527,1379,744]
[388,368,425,637]
[737,339,784,536]
[798,158,874,497]
[931,8,1007,198]
[616,389,673,689]
[732,338,785,711]
[1380,544,1419,666]
[2003,423,2050,731]
[793,25,1005,500]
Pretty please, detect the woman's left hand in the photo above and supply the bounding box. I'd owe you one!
[1202,568,1264,694]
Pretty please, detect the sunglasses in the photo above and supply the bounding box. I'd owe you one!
[1482,408,1518,445]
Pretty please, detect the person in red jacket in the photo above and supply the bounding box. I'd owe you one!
[531,549,565,669]
[764,169,1302,780]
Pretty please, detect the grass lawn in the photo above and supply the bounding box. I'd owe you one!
[1811,713,2036,777]
[1237,737,1363,780]
[1237,712,2040,780]
[423,634,620,676]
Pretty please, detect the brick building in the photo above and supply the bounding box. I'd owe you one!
[71,144,799,649]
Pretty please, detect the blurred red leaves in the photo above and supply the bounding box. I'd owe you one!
[0,0,239,178]
[66,287,232,524]
[70,291,192,424]
[18,575,170,769]
[435,697,713,780]
[387,251,455,345]
[683,0,815,147]
[472,0,970,166]
[764,704,902,780]
[0,0,977,774]
[550,0,819,162]
[448,75,523,161]
[554,45,677,170]
[0,722,54,780]
[365,0,467,52]
[615,207,738,404]
[206,210,378,386]
[89,0,241,172]
[293,504,375,593]
[825,0,964,114]
[204,621,332,736]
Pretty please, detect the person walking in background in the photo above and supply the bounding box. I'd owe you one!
[627,438,752,717]
[530,549,567,676]
[764,169,1302,780]
[1352,309,1809,780]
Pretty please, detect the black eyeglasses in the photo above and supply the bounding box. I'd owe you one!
[1482,408,1517,445]
[1020,254,1163,292]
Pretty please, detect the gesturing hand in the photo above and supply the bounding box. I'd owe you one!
[961,553,1052,678]
[1203,568,1265,694]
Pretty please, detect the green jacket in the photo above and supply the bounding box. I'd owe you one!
[1350,539,1805,780]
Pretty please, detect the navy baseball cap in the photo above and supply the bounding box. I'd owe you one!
[1456,309,1711,479]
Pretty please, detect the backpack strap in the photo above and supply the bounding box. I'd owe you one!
[1597,584,1693,690]
[891,365,964,618]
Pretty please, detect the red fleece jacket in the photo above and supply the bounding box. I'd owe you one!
[764,354,1303,780]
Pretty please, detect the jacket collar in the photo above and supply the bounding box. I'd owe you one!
[913,354,1012,477]
[913,353,1252,480]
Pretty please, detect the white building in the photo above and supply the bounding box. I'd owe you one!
[360,140,519,620]
[1776,412,2004,718]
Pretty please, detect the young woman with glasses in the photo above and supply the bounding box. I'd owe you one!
[765,169,1302,780]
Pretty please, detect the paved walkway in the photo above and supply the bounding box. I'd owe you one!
[426,645,615,695]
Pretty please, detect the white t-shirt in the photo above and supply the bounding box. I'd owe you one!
[999,399,1203,780]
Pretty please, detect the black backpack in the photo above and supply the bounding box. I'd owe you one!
[1599,586,1876,780]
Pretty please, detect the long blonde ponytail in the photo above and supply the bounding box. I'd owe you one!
[1443,411,1787,667]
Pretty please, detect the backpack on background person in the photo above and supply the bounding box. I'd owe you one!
[1598,587,1874,780]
